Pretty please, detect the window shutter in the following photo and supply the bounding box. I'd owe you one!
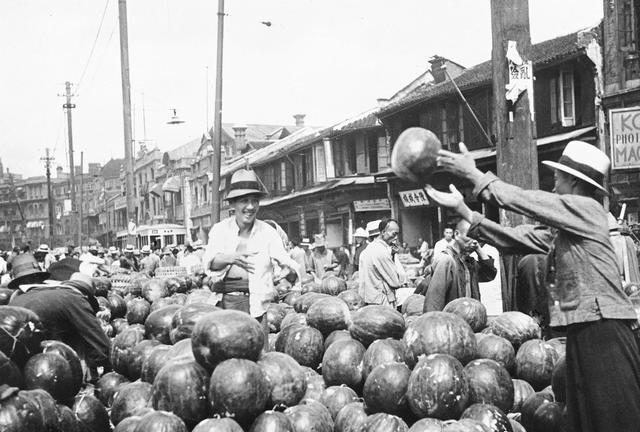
[561,71,575,127]
[315,144,326,182]
[550,76,558,124]
[355,135,367,173]
[377,135,389,169]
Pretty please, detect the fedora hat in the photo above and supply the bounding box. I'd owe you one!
[124,244,135,253]
[312,234,327,248]
[300,237,311,247]
[36,244,50,253]
[140,245,151,254]
[366,220,382,237]
[226,169,266,200]
[48,257,82,281]
[542,141,609,192]
[8,254,50,289]
[353,227,368,238]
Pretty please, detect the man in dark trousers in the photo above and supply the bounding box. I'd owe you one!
[9,254,111,383]
[427,140,640,432]
[423,219,497,311]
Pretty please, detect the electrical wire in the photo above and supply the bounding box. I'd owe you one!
[76,0,111,93]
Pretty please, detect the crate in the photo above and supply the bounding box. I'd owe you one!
[155,266,188,278]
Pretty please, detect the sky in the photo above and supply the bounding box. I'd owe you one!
[1,0,603,178]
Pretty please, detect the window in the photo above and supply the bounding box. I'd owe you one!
[550,70,575,127]
[280,161,287,191]
[346,138,357,174]
[202,184,208,203]
[367,133,379,173]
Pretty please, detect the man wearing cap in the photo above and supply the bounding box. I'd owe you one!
[309,234,339,280]
[121,244,139,272]
[289,239,308,277]
[34,244,53,271]
[358,218,405,307]
[9,256,112,382]
[352,227,369,273]
[203,169,300,320]
[427,141,640,432]
[160,246,177,267]
[139,245,160,276]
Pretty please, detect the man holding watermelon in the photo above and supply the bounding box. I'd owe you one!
[426,140,640,431]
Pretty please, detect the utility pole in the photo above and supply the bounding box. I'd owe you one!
[118,0,137,245]
[6,170,26,244]
[41,148,56,243]
[63,81,78,245]
[490,0,538,311]
[78,151,84,248]
[210,0,225,226]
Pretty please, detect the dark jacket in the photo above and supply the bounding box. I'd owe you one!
[469,172,636,327]
[10,286,111,368]
[423,246,497,312]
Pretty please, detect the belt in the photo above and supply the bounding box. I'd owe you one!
[224,291,249,296]
[213,277,250,294]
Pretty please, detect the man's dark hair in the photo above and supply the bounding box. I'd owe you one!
[119,257,131,270]
[379,218,399,233]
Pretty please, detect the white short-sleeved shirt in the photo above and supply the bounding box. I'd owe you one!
[203,217,301,317]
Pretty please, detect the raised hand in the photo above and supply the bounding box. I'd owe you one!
[231,252,257,273]
[437,142,483,183]
[425,184,474,222]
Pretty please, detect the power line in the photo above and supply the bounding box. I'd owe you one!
[76,0,111,93]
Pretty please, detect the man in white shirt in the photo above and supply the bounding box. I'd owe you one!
[432,227,455,261]
[203,169,300,320]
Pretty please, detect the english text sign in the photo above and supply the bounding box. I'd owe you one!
[610,107,640,169]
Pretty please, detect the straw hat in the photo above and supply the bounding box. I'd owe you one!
[124,244,135,253]
[36,244,50,253]
[8,254,50,289]
[366,220,382,237]
[312,234,327,249]
[353,227,368,238]
[541,140,609,192]
[226,169,266,200]
[140,245,151,254]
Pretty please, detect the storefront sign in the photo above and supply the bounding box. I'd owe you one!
[353,199,391,212]
[399,189,430,207]
[610,107,640,169]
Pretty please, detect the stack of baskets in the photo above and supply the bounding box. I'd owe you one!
[110,273,137,297]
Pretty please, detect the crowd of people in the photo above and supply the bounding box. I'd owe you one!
[2,141,640,431]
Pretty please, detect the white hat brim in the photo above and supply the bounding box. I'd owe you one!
[226,189,266,200]
[541,160,607,192]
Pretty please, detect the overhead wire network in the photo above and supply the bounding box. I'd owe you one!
[75,0,111,95]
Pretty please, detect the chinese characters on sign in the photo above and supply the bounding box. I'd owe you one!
[398,189,430,208]
[353,199,391,212]
[609,107,640,169]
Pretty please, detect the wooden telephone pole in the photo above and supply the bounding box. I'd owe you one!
[210,0,225,226]
[63,81,78,245]
[41,148,56,243]
[490,0,538,311]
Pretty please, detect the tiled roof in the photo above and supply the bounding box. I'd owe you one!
[166,138,200,161]
[100,158,124,179]
[379,30,587,117]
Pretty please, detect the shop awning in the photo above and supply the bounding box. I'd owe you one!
[150,183,163,196]
[162,176,181,193]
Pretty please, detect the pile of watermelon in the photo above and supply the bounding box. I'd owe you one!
[0,271,570,432]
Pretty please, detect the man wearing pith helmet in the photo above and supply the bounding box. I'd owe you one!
[203,169,301,322]
[426,140,640,432]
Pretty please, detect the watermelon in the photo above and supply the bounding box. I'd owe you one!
[349,305,405,347]
[515,339,560,390]
[95,372,129,407]
[22,389,60,432]
[475,334,515,372]
[142,279,169,303]
[111,324,146,378]
[280,312,307,330]
[283,291,302,307]
[152,357,211,428]
[546,337,566,359]
[319,385,359,419]
[406,353,469,420]
[303,369,326,402]
[359,413,409,432]
[57,403,82,432]
[319,276,347,296]
[72,393,111,432]
[145,304,181,344]
[511,379,535,413]
[520,392,554,431]
[282,325,325,369]
[532,401,566,432]
[322,339,366,389]
[307,297,352,337]
[113,416,142,432]
[363,362,411,415]
[170,338,195,360]
[151,297,180,312]
[334,401,368,432]
[265,303,293,333]
[133,410,188,432]
[362,338,406,380]
[141,345,173,384]
[107,293,127,318]
[0,306,44,367]
[40,340,83,397]
[185,289,217,305]
[324,330,353,351]
[112,318,130,335]
[464,358,514,413]
[401,294,425,317]
[443,297,487,332]
[0,386,46,431]
[293,292,330,313]
[249,410,295,431]
[484,312,541,349]
[460,403,512,432]
[191,310,265,370]
[407,418,445,431]
[284,399,334,432]
[192,418,244,432]
[209,358,269,427]
[110,381,153,426]
[23,352,74,402]
[551,355,566,403]
[403,311,477,367]
[0,351,22,388]
[129,339,160,380]
[126,298,151,324]
[337,290,365,311]
[258,352,307,407]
